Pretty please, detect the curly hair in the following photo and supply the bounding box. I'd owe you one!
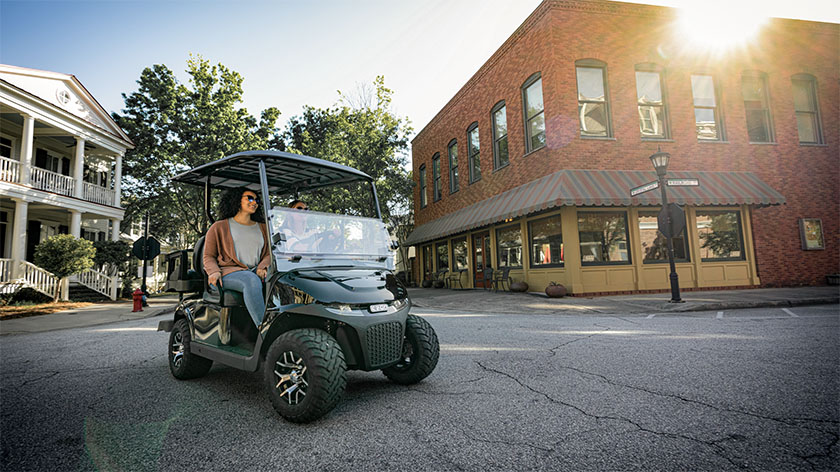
[217,187,265,222]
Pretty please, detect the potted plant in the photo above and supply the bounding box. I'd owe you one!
[545,281,567,298]
[421,279,432,288]
[509,280,528,292]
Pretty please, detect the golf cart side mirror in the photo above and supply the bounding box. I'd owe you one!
[272,232,286,246]
[390,241,400,251]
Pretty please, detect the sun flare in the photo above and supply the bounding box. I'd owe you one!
[676,3,768,54]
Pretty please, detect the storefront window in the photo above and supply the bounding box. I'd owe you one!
[639,211,689,263]
[529,215,563,267]
[697,210,744,261]
[452,238,468,270]
[496,225,522,268]
[435,242,449,271]
[578,212,630,265]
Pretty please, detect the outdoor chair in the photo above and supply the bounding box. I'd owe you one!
[492,267,512,292]
[481,267,494,291]
[433,268,449,288]
[447,268,468,289]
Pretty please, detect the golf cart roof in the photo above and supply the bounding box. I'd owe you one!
[171,150,373,194]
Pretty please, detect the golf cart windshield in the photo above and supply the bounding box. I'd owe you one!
[270,207,393,270]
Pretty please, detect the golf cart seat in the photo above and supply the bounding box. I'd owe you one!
[192,236,246,308]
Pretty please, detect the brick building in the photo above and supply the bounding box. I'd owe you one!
[405,0,838,295]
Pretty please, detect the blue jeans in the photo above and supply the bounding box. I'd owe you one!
[219,269,265,327]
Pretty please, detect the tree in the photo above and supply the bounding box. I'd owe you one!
[113,55,283,247]
[34,235,96,302]
[93,240,131,275]
[284,76,414,223]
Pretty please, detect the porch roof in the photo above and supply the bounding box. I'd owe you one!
[404,169,785,246]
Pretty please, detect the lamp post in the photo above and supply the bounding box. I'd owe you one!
[650,149,682,303]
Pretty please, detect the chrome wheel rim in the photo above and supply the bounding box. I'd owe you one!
[274,351,308,405]
[171,331,184,368]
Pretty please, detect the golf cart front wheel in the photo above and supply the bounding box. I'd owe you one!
[168,318,213,380]
[382,314,440,385]
[263,328,347,423]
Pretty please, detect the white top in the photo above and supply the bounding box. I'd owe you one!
[228,218,264,269]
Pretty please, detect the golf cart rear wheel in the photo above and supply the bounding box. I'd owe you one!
[383,314,440,385]
[264,328,347,423]
[169,318,213,379]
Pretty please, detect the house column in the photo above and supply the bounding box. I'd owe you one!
[69,210,82,237]
[19,114,35,186]
[73,138,85,199]
[113,153,122,207]
[10,198,28,278]
[111,219,120,241]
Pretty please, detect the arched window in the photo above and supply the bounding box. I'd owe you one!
[491,100,509,169]
[635,63,669,139]
[574,59,611,138]
[741,71,775,143]
[521,72,545,153]
[447,140,459,194]
[467,122,481,183]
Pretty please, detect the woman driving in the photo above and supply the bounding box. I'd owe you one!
[203,187,270,328]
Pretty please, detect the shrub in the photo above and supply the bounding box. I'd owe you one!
[34,235,96,301]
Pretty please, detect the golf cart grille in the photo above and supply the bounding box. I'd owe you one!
[366,322,403,367]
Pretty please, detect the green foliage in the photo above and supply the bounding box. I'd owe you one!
[113,55,283,247]
[93,240,132,273]
[34,235,96,279]
[284,76,414,223]
[700,213,741,257]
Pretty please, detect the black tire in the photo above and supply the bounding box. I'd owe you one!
[263,328,347,423]
[383,314,440,385]
[169,318,213,380]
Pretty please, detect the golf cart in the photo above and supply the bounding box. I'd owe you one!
[158,150,439,423]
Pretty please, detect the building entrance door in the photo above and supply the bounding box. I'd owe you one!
[472,231,491,288]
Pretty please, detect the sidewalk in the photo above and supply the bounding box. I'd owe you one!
[408,285,840,316]
[0,294,179,336]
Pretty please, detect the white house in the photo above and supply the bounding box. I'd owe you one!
[0,64,134,300]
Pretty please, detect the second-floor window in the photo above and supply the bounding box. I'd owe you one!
[467,123,481,183]
[636,67,668,139]
[691,74,724,141]
[575,61,611,137]
[0,136,13,159]
[448,140,459,194]
[432,153,441,202]
[742,72,774,143]
[522,73,545,153]
[791,74,823,144]
[492,101,509,169]
[419,164,427,208]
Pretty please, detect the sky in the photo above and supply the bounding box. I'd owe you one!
[1,0,838,141]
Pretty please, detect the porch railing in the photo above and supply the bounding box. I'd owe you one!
[77,268,117,300]
[0,157,20,184]
[83,182,116,207]
[30,167,75,197]
[19,260,60,299]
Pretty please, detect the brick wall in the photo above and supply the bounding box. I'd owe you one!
[411,0,839,286]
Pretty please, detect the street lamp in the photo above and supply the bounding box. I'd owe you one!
[649,148,683,303]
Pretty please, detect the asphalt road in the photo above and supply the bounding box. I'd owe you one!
[1,304,838,471]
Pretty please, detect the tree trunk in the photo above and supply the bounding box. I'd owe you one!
[53,277,64,303]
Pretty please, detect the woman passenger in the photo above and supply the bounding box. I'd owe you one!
[203,187,270,328]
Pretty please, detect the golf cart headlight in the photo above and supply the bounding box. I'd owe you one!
[325,303,351,314]
[391,298,407,310]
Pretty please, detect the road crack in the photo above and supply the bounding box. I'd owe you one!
[475,360,748,470]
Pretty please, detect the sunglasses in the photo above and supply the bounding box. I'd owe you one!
[294,206,309,211]
[244,195,260,203]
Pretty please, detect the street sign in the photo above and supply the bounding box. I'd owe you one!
[132,236,161,260]
[666,178,699,187]
[658,203,686,239]
[630,180,659,196]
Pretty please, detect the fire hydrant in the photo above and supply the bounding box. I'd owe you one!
[132,288,144,312]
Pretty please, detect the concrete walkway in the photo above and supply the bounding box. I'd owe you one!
[1,286,837,335]
[0,295,180,335]
[408,285,840,315]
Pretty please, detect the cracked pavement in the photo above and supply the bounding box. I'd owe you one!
[1,304,838,471]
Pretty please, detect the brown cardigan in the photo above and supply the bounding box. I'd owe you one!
[203,219,271,278]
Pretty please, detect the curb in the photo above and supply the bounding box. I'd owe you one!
[664,297,840,313]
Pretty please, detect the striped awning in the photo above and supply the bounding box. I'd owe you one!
[404,169,785,246]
